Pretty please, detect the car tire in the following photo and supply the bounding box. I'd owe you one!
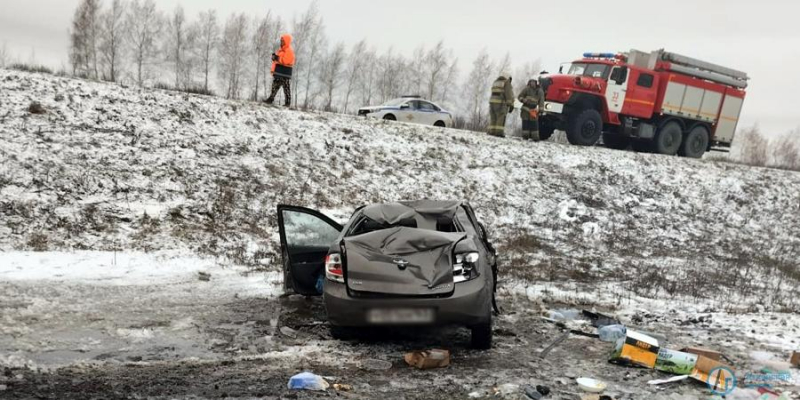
[383,114,396,121]
[679,125,709,158]
[329,325,351,340]
[632,140,652,153]
[566,109,602,146]
[471,316,492,349]
[654,121,683,155]
[602,132,630,150]
[434,120,446,127]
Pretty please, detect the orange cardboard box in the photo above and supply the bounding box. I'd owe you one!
[690,355,735,386]
[681,346,723,362]
[610,330,660,368]
[791,351,800,367]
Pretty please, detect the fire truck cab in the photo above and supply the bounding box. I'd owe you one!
[538,50,749,158]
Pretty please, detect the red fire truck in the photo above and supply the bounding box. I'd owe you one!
[538,50,748,158]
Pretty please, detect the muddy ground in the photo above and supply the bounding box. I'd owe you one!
[6,278,792,400]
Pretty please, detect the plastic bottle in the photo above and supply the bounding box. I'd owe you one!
[598,324,627,342]
[287,372,329,391]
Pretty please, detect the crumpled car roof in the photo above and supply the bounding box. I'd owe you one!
[360,200,462,226]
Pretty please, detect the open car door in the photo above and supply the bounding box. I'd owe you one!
[277,205,343,296]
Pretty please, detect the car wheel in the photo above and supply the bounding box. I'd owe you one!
[602,132,630,150]
[434,120,446,127]
[329,325,352,340]
[383,114,396,121]
[566,109,602,146]
[679,125,709,158]
[654,121,683,155]
[471,316,492,349]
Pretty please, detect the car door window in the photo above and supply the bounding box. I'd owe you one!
[419,102,436,112]
[278,206,343,296]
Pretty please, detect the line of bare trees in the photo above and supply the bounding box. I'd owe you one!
[732,126,800,171]
[67,0,542,130]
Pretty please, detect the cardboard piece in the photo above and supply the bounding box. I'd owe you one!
[655,348,698,375]
[681,346,723,362]
[610,330,660,368]
[404,349,450,370]
[791,351,800,367]
[689,355,735,386]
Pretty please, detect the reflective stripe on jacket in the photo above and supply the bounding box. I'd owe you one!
[489,77,514,106]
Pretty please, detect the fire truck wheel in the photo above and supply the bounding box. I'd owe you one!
[539,121,556,141]
[654,121,683,155]
[566,109,602,146]
[679,125,709,158]
[602,132,631,150]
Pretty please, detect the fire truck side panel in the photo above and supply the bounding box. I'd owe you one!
[715,94,745,143]
[620,68,659,119]
[700,90,723,123]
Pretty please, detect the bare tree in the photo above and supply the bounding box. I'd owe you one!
[69,0,101,78]
[292,1,326,109]
[439,58,459,106]
[164,5,188,88]
[358,47,378,107]
[192,10,218,93]
[125,0,163,86]
[495,52,512,77]
[217,13,249,99]
[318,42,346,112]
[424,41,449,101]
[463,49,494,131]
[341,39,367,113]
[251,12,280,101]
[771,130,800,171]
[99,0,126,82]
[0,42,8,68]
[737,125,769,166]
[409,45,425,95]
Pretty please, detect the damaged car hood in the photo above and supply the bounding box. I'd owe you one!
[344,226,467,296]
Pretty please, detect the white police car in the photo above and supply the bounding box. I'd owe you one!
[358,96,454,128]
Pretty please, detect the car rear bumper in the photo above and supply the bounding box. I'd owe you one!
[323,278,491,327]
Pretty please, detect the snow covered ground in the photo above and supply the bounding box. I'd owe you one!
[1,69,800,399]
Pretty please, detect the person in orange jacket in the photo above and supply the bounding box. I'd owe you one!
[265,34,295,106]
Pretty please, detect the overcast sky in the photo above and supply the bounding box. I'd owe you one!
[1,0,798,136]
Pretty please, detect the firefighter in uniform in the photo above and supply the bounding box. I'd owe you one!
[488,74,515,137]
[518,79,545,140]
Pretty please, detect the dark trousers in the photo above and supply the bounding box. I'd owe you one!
[267,76,291,105]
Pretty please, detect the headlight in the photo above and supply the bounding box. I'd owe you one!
[453,252,479,283]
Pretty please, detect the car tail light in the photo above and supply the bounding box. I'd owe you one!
[453,252,479,283]
[325,253,344,283]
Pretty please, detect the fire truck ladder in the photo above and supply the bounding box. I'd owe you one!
[659,51,749,89]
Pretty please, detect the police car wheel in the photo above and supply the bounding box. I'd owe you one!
[434,121,446,127]
[383,114,396,121]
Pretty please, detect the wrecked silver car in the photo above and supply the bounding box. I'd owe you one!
[277,201,499,348]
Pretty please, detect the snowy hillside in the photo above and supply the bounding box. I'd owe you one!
[1,69,800,310]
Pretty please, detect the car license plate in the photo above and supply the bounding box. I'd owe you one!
[366,308,435,325]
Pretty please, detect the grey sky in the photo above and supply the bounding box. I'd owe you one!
[1,0,798,135]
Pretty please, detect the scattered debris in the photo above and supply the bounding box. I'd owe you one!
[598,324,626,343]
[54,93,65,102]
[540,332,570,358]
[0,384,6,391]
[791,351,800,367]
[582,310,621,327]
[576,377,607,393]
[655,348,698,375]
[279,326,297,339]
[647,375,690,385]
[404,349,450,370]
[689,355,735,385]
[360,358,392,370]
[197,271,211,281]
[580,395,612,400]
[610,330,660,368]
[333,383,352,391]
[536,385,550,396]
[28,101,46,114]
[287,372,329,391]
[493,383,519,397]
[522,384,542,399]
[680,346,722,361]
